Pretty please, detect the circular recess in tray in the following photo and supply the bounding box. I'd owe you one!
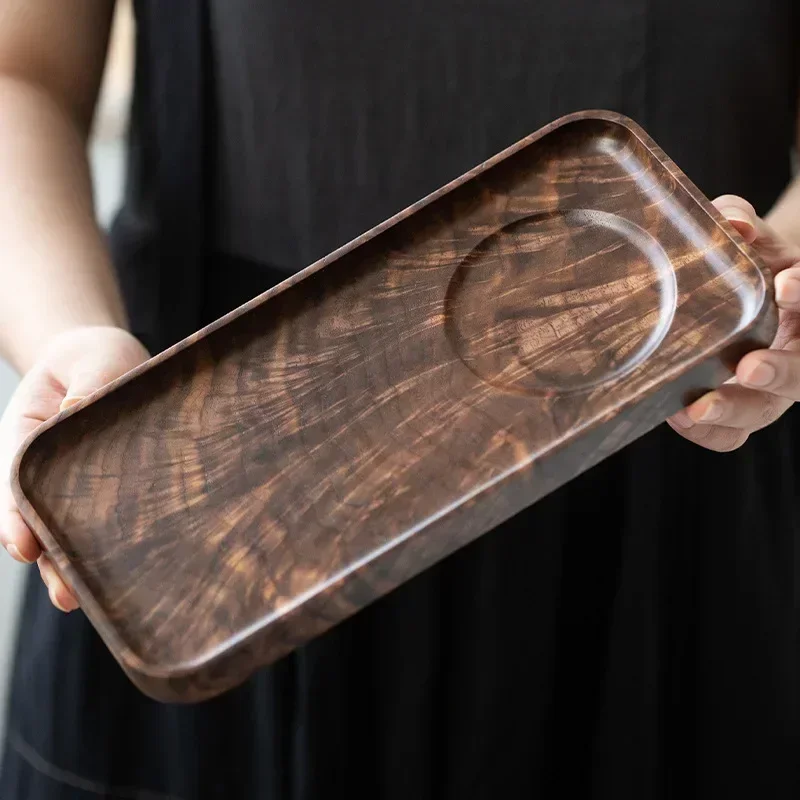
[444,209,677,394]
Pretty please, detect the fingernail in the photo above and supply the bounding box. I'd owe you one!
[49,587,71,613]
[720,206,753,226]
[696,399,723,423]
[742,361,776,388]
[669,412,694,430]
[6,543,32,564]
[59,395,85,412]
[777,277,800,307]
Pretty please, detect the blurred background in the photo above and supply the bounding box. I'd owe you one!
[0,0,134,757]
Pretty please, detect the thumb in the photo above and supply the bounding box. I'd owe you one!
[712,194,800,276]
[60,370,107,411]
[58,335,150,411]
[713,194,759,243]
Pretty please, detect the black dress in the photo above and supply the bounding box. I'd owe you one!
[2,1,799,797]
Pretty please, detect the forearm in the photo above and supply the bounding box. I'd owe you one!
[766,171,800,247]
[0,75,126,374]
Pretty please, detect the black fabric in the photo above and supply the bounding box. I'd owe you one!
[208,0,797,270]
[108,0,208,352]
[3,1,800,798]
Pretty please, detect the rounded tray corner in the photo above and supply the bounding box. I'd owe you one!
[116,638,256,705]
[115,660,194,705]
[9,395,95,515]
[9,421,55,539]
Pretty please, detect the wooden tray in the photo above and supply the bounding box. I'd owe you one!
[12,111,776,703]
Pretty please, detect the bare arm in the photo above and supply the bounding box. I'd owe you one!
[0,0,126,374]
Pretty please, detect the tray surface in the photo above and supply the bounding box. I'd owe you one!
[13,111,775,701]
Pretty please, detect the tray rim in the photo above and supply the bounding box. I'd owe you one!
[10,109,776,685]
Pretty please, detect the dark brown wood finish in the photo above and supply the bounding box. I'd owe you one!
[12,111,777,703]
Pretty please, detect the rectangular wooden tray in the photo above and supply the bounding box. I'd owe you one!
[12,111,776,703]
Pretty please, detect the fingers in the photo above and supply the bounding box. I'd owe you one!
[736,348,800,402]
[684,383,792,430]
[712,195,800,275]
[0,505,39,563]
[668,348,800,452]
[774,266,800,311]
[38,555,78,613]
[0,383,48,564]
[713,194,759,243]
[673,194,800,454]
[1,328,149,613]
[667,413,750,452]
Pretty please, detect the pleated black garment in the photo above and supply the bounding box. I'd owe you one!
[2,1,799,798]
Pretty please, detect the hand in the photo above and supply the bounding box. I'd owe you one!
[0,326,149,611]
[668,195,800,451]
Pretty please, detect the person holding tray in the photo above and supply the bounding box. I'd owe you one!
[0,1,798,798]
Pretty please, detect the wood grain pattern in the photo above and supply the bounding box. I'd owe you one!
[12,111,777,703]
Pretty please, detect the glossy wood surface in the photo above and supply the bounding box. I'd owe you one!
[12,111,777,702]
